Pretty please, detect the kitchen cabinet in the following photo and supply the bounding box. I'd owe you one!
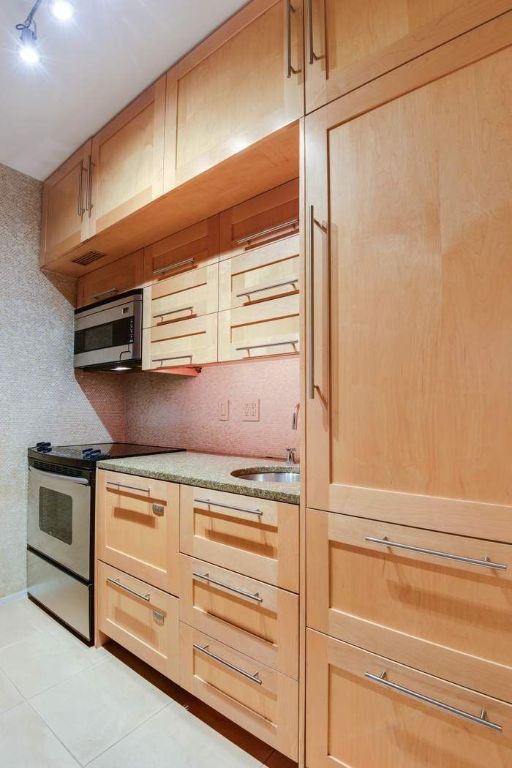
[40,141,92,266]
[164,0,303,191]
[89,78,166,235]
[304,0,512,112]
[142,311,218,371]
[305,15,512,534]
[143,263,219,329]
[143,216,219,282]
[76,249,144,308]
[306,629,512,768]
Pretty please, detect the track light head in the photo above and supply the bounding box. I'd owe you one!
[18,25,40,65]
[50,1,74,21]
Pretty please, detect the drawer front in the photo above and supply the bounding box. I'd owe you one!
[143,263,218,328]
[307,509,512,702]
[97,561,179,680]
[97,470,179,594]
[143,216,219,282]
[142,313,218,369]
[219,235,300,311]
[77,250,144,308]
[218,295,300,362]
[180,555,299,678]
[180,485,299,592]
[306,629,512,768]
[180,624,298,760]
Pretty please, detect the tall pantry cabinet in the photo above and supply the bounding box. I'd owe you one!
[304,12,512,768]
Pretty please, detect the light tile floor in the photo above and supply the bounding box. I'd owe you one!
[0,597,297,768]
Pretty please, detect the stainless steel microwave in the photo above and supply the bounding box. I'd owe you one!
[74,289,143,371]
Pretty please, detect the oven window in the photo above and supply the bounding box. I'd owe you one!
[79,323,114,353]
[74,317,133,354]
[39,488,73,545]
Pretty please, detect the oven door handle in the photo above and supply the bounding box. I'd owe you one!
[29,467,91,486]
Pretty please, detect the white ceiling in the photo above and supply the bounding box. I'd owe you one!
[0,0,247,180]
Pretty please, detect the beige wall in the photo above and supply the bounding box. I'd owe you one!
[0,163,126,598]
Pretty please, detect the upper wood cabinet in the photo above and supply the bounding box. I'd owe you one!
[305,16,512,532]
[164,0,303,190]
[89,78,166,235]
[304,0,512,112]
[143,217,219,282]
[76,249,144,308]
[40,141,92,265]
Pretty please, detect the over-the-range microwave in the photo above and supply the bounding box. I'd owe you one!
[74,289,143,371]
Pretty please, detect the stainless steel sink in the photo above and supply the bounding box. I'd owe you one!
[231,468,300,483]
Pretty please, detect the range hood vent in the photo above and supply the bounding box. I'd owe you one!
[72,251,107,267]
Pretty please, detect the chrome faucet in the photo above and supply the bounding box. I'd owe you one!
[285,447,297,464]
[292,402,300,430]
[286,404,301,464]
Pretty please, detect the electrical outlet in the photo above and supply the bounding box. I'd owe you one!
[218,400,230,421]
[243,399,260,422]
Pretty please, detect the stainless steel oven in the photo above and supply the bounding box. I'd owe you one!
[74,289,142,371]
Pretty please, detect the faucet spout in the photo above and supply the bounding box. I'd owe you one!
[292,402,300,430]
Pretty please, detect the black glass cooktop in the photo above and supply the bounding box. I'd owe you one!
[28,442,184,469]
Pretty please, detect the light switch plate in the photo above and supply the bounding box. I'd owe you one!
[243,399,260,421]
[219,400,230,421]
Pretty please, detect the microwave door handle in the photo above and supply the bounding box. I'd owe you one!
[29,467,90,485]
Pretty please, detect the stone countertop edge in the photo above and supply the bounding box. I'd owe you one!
[96,451,300,505]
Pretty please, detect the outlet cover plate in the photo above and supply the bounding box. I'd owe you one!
[219,400,230,421]
[243,399,260,422]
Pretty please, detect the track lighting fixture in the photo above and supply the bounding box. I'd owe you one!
[16,0,74,65]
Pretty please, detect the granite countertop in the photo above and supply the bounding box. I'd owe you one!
[97,451,300,504]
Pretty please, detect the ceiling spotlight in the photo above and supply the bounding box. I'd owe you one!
[50,1,74,21]
[18,25,40,65]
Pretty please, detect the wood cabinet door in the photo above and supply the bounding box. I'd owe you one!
[306,629,512,768]
[164,0,303,191]
[305,17,512,533]
[96,470,180,594]
[143,264,219,329]
[304,0,512,112]
[142,313,218,370]
[143,216,219,282]
[76,250,144,308]
[89,78,166,235]
[40,141,91,266]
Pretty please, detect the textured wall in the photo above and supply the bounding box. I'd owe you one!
[0,163,126,598]
[124,357,300,460]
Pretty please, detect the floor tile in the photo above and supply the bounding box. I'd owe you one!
[0,598,57,648]
[30,657,169,764]
[0,628,106,698]
[89,701,267,768]
[0,669,23,714]
[0,702,79,767]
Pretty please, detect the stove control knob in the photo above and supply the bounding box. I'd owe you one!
[36,442,52,453]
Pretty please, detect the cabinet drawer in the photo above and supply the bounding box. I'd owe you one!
[180,625,298,760]
[306,629,512,768]
[180,555,299,678]
[142,313,217,370]
[218,295,300,362]
[96,470,179,594]
[219,234,300,311]
[76,250,144,308]
[180,485,299,592]
[97,561,179,681]
[143,216,219,282]
[143,263,218,328]
[307,509,512,702]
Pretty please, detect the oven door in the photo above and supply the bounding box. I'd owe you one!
[74,295,142,369]
[27,466,92,581]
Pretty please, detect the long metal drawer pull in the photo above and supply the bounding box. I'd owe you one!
[193,643,263,685]
[153,306,194,319]
[193,571,263,604]
[236,340,298,353]
[107,480,150,494]
[107,577,151,602]
[92,288,118,301]
[365,672,502,733]
[236,279,299,299]
[364,536,507,571]
[153,354,193,368]
[194,498,263,516]
[235,218,299,246]
[153,256,195,275]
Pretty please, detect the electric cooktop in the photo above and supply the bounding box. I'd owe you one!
[28,442,184,469]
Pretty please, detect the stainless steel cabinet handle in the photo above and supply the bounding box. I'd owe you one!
[92,288,118,301]
[194,498,263,516]
[107,577,151,602]
[193,571,263,604]
[77,159,86,217]
[153,256,195,276]
[153,354,193,368]
[236,340,299,353]
[153,306,194,320]
[193,644,263,685]
[286,1,300,78]
[364,536,507,571]
[106,480,150,494]
[308,204,316,399]
[307,0,322,65]
[86,157,94,212]
[235,218,299,246]
[365,672,502,732]
[236,279,298,299]
[29,467,90,485]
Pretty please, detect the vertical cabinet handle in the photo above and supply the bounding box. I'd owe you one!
[77,160,86,217]
[308,204,316,399]
[86,157,94,212]
[286,1,301,78]
[307,0,322,65]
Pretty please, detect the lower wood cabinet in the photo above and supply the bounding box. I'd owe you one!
[180,484,299,592]
[96,470,180,595]
[180,555,299,679]
[180,624,298,760]
[306,628,512,768]
[97,561,179,681]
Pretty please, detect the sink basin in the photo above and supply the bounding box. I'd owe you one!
[231,468,300,483]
